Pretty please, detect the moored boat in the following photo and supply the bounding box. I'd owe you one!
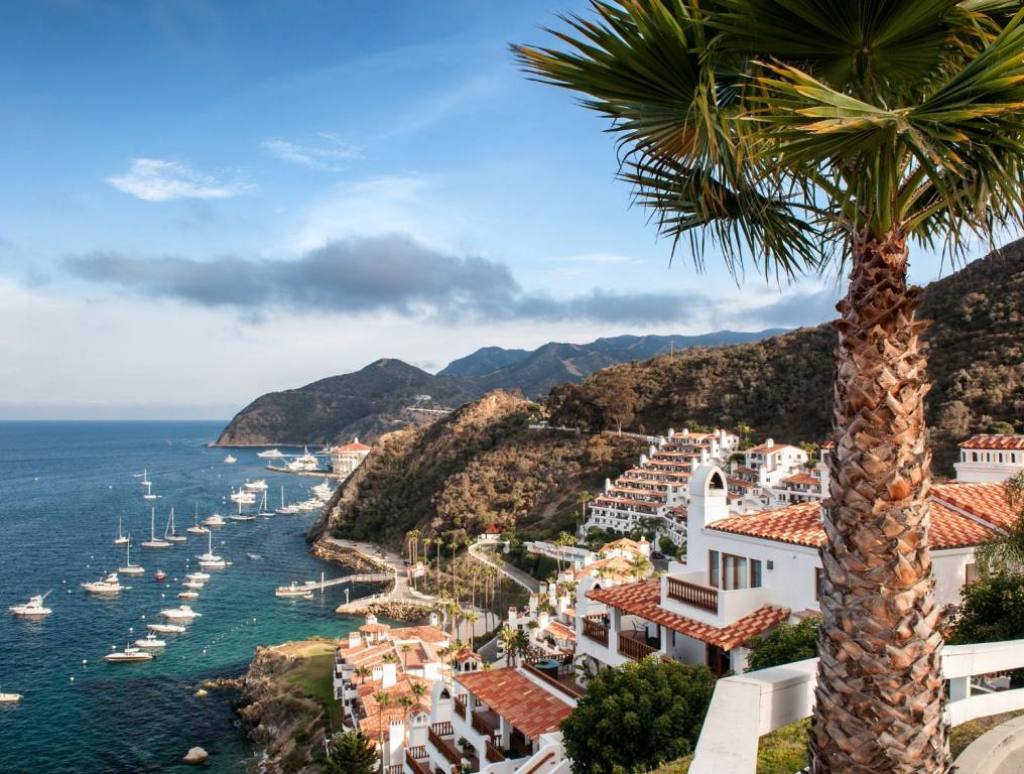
[104,645,153,663]
[8,592,52,618]
[160,605,200,620]
[147,623,186,634]
[81,573,123,595]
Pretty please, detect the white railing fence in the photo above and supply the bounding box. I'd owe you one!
[690,639,1024,774]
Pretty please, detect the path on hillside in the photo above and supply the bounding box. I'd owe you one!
[468,541,540,594]
[322,537,434,608]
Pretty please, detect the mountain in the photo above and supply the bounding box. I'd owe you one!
[216,329,783,446]
[548,240,1024,474]
[442,330,785,398]
[214,359,476,446]
[309,390,646,546]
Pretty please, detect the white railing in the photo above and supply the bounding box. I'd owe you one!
[690,639,1024,774]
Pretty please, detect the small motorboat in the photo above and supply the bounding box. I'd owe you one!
[148,623,186,634]
[104,645,153,663]
[9,592,52,618]
[178,591,199,601]
[154,570,166,582]
[223,454,237,464]
[81,573,123,596]
[0,686,22,704]
[186,572,211,581]
[134,633,166,649]
[275,582,314,598]
[202,514,226,528]
[182,580,204,590]
[160,605,201,620]
[246,553,262,561]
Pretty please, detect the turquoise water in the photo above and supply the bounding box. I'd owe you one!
[0,422,366,773]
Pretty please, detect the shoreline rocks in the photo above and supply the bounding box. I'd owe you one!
[183,747,208,765]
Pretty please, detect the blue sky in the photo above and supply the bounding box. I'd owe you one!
[0,0,995,418]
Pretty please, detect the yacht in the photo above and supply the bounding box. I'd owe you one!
[202,513,226,528]
[148,623,186,634]
[256,448,284,459]
[229,488,256,505]
[182,580,205,590]
[243,479,268,492]
[114,517,129,546]
[186,571,211,582]
[81,573,123,595]
[104,645,153,663]
[164,508,187,543]
[186,509,209,535]
[142,481,159,501]
[311,480,334,501]
[223,454,237,464]
[134,633,167,649]
[160,605,201,620]
[286,448,320,472]
[0,692,22,704]
[178,591,199,601]
[275,582,314,598]
[9,592,52,618]
[141,508,170,549]
[118,536,145,576]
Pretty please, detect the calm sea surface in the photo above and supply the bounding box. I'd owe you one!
[0,422,365,774]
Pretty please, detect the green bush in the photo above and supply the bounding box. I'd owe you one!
[745,617,821,672]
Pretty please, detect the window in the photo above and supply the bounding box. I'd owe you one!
[709,550,720,587]
[722,553,747,590]
[966,563,979,585]
[815,568,825,600]
[750,559,763,588]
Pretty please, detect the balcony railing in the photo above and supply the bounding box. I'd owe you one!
[667,577,719,613]
[583,616,609,646]
[453,695,466,720]
[428,725,462,767]
[471,710,496,737]
[406,750,431,774]
[486,740,506,763]
[431,721,454,737]
[618,633,660,662]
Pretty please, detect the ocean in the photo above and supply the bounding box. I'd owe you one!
[0,421,367,774]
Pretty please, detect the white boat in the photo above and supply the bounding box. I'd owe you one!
[275,582,315,598]
[114,516,129,546]
[243,479,268,492]
[164,508,187,543]
[0,684,22,703]
[142,480,159,501]
[182,580,205,590]
[81,572,123,595]
[105,645,153,663]
[141,507,170,549]
[257,448,284,459]
[186,571,211,581]
[134,468,150,485]
[224,454,237,464]
[197,532,228,569]
[286,447,320,472]
[186,507,209,535]
[134,633,167,649]
[160,605,201,620]
[246,553,262,561]
[229,488,256,505]
[203,513,226,528]
[118,536,145,576]
[178,591,199,601]
[229,512,256,522]
[256,490,274,517]
[9,592,52,618]
[148,623,186,634]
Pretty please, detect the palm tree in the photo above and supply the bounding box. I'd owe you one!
[462,610,480,643]
[355,665,372,686]
[628,554,651,581]
[515,4,1024,770]
[373,692,392,771]
[499,625,520,666]
[976,472,1024,575]
[400,643,413,671]
[410,680,428,704]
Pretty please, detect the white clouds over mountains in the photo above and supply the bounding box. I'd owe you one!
[107,158,250,202]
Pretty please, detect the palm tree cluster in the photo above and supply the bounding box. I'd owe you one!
[499,624,532,666]
[514,3,1024,771]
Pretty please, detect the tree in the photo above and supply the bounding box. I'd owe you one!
[746,617,822,672]
[355,665,372,685]
[586,368,637,433]
[976,473,1024,575]
[628,554,652,581]
[561,657,715,773]
[515,5,1024,770]
[322,731,377,774]
[400,643,413,671]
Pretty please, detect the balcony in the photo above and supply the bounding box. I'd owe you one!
[667,577,719,613]
[406,749,431,774]
[472,708,499,738]
[618,630,660,661]
[428,722,462,768]
[583,616,609,646]
[485,739,506,763]
[453,694,466,720]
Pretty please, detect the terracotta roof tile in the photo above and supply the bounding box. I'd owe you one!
[932,481,1017,531]
[389,625,449,644]
[960,434,1024,450]
[544,621,576,642]
[456,668,573,740]
[782,473,820,487]
[587,581,788,650]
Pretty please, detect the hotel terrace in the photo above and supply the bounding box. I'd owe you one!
[576,455,1017,676]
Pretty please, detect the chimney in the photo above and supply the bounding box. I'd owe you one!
[508,606,517,624]
[348,631,361,649]
[528,594,538,614]
[667,428,675,439]
[765,438,775,449]
[429,611,440,628]
[689,464,729,529]
[381,662,398,689]
[388,717,405,764]
[604,478,612,493]
[537,610,550,633]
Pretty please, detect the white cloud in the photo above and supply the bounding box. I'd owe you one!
[107,158,250,202]
[261,132,361,169]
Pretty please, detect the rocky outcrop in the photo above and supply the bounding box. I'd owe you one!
[183,747,208,765]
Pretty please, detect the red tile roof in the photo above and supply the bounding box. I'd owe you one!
[545,620,576,642]
[587,581,788,650]
[960,434,1024,450]
[707,483,1012,550]
[782,473,820,487]
[746,442,801,455]
[334,442,371,452]
[389,625,449,644]
[456,668,573,740]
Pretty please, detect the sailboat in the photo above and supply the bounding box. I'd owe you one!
[256,489,274,517]
[141,508,170,549]
[118,535,145,576]
[114,516,129,546]
[142,481,159,501]
[187,506,209,535]
[275,485,296,515]
[197,531,227,569]
[134,468,150,485]
[229,498,255,522]
[164,508,187,543]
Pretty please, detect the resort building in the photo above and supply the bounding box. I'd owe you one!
[954,434,1024,483]
[582,428,739,546]
[576,463,1014,676]
[330,438,371,477]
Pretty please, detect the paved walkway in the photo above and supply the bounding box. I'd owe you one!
[468,541,540,594]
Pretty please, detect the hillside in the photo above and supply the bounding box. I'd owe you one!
[217,329,781,446]
[548,240,1024,474]
[215,359,475,446]
[309,390,645,545]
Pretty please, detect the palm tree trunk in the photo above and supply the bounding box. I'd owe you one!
[809,228,948,773]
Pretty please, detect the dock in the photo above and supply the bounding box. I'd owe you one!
[278,571,392,596]
[264,465,343,479]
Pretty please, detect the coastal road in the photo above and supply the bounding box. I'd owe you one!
[468,541,540,594]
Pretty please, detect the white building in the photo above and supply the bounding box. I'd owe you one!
[330,438,371,477]
[576,464,1013,676]
[954,434,1024,483]
[582,428,738,546]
